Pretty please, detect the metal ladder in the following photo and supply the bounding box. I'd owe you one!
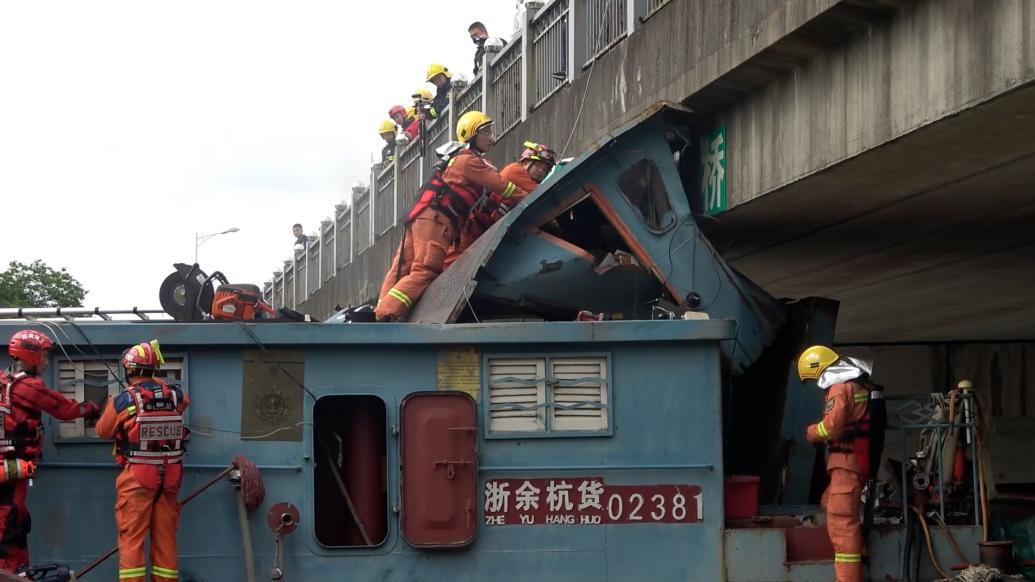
[0,307,171,321]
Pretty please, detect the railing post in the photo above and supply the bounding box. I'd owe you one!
[521,3,541,121]
[627,0,647,34]
[334,201,345,269]
[350,185,362,264]
[369,166,377,244]
[320,217,332,284]
[303,241,310,299]
[481,52,492,114]
[392,158,400,226]
[569,0,587,78]
[448,84,459,140]
[284,260,294,309]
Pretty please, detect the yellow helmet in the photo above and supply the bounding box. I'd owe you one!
[414,88,434,101]
[456,110,493,143]
[797,345,840,382]
[426,63,452,82]
[378,119,396,134]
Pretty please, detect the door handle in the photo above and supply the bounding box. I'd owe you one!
[434,459,472,480]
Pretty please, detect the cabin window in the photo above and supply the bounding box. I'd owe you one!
[54,355,186,441]
[617,159,674,232]
[313,395,389,548]
[485,355,611,437]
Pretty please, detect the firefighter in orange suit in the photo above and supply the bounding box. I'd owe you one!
[375,110,525,321]
[500,141,557,194]
[800,345,875,582]
[97,340,189,582]
[442,140,554,269]
[0,329,101,572]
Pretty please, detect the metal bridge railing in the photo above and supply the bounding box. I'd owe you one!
[320,219,335,283]
[283,262,296,310]
[353,191,371,256]
[454,76,484,122]
[397,137,424,221]
[586,0,627,64]
[423,113,452,178]
[373,162,395,237]
[269,0,667,307]
[646,0,670,18]
[490,40,524,138]
[335,203,351,270]
[532,0,570,108]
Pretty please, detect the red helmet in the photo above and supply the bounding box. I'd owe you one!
[388,105,407,119]
[7,330,54,368]
[520,141,557,166]
[122,340,165,374]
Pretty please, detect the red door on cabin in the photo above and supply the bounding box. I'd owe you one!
[400,392,478,548]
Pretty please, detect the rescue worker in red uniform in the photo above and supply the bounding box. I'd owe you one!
[389,105,419,140]
[800,345,875,582]
[96,340,189,582]
[443,141,556,269]
[0,329,101,571]
[375,110,525,321]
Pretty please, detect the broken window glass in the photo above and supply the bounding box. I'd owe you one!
[617,159,674,232]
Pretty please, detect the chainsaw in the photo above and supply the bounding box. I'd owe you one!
[159,263,304,323]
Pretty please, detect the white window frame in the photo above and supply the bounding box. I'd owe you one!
[52,354,188,442]
[483,353,611,438]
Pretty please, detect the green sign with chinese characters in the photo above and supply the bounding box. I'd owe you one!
[700,126,727,214]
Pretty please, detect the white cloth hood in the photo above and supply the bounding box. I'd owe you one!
[817,357,873,389]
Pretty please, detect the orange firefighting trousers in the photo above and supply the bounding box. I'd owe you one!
[822,464,864,582]
[375,209,454,321]
[115,468,181,581]
[0,479,30,571]
[443,220,484,270]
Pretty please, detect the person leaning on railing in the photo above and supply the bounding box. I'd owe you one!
[389,105,419,140]
[424,64,452,121]
[378,119,398,163]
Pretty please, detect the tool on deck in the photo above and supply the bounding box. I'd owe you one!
[160,263,304,323]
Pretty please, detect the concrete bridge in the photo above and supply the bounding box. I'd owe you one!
[265,0,1035,346]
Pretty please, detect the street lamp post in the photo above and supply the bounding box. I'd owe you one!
[195,227,240,263]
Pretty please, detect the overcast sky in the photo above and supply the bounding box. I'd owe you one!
[0,1,517,309]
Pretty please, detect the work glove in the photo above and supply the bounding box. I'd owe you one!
[82,401,102,421]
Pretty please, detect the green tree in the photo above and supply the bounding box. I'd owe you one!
[0,260,87,308]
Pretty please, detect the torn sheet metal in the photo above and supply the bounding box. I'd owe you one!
[407,102,786,373]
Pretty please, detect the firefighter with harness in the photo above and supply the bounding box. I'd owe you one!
[375,110,526,321]
[0,329,101,572]
[96,340,189,582]
[442,140,556,269]
[799,345,886,582]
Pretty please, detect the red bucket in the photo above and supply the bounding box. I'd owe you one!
[724,475,761,520]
